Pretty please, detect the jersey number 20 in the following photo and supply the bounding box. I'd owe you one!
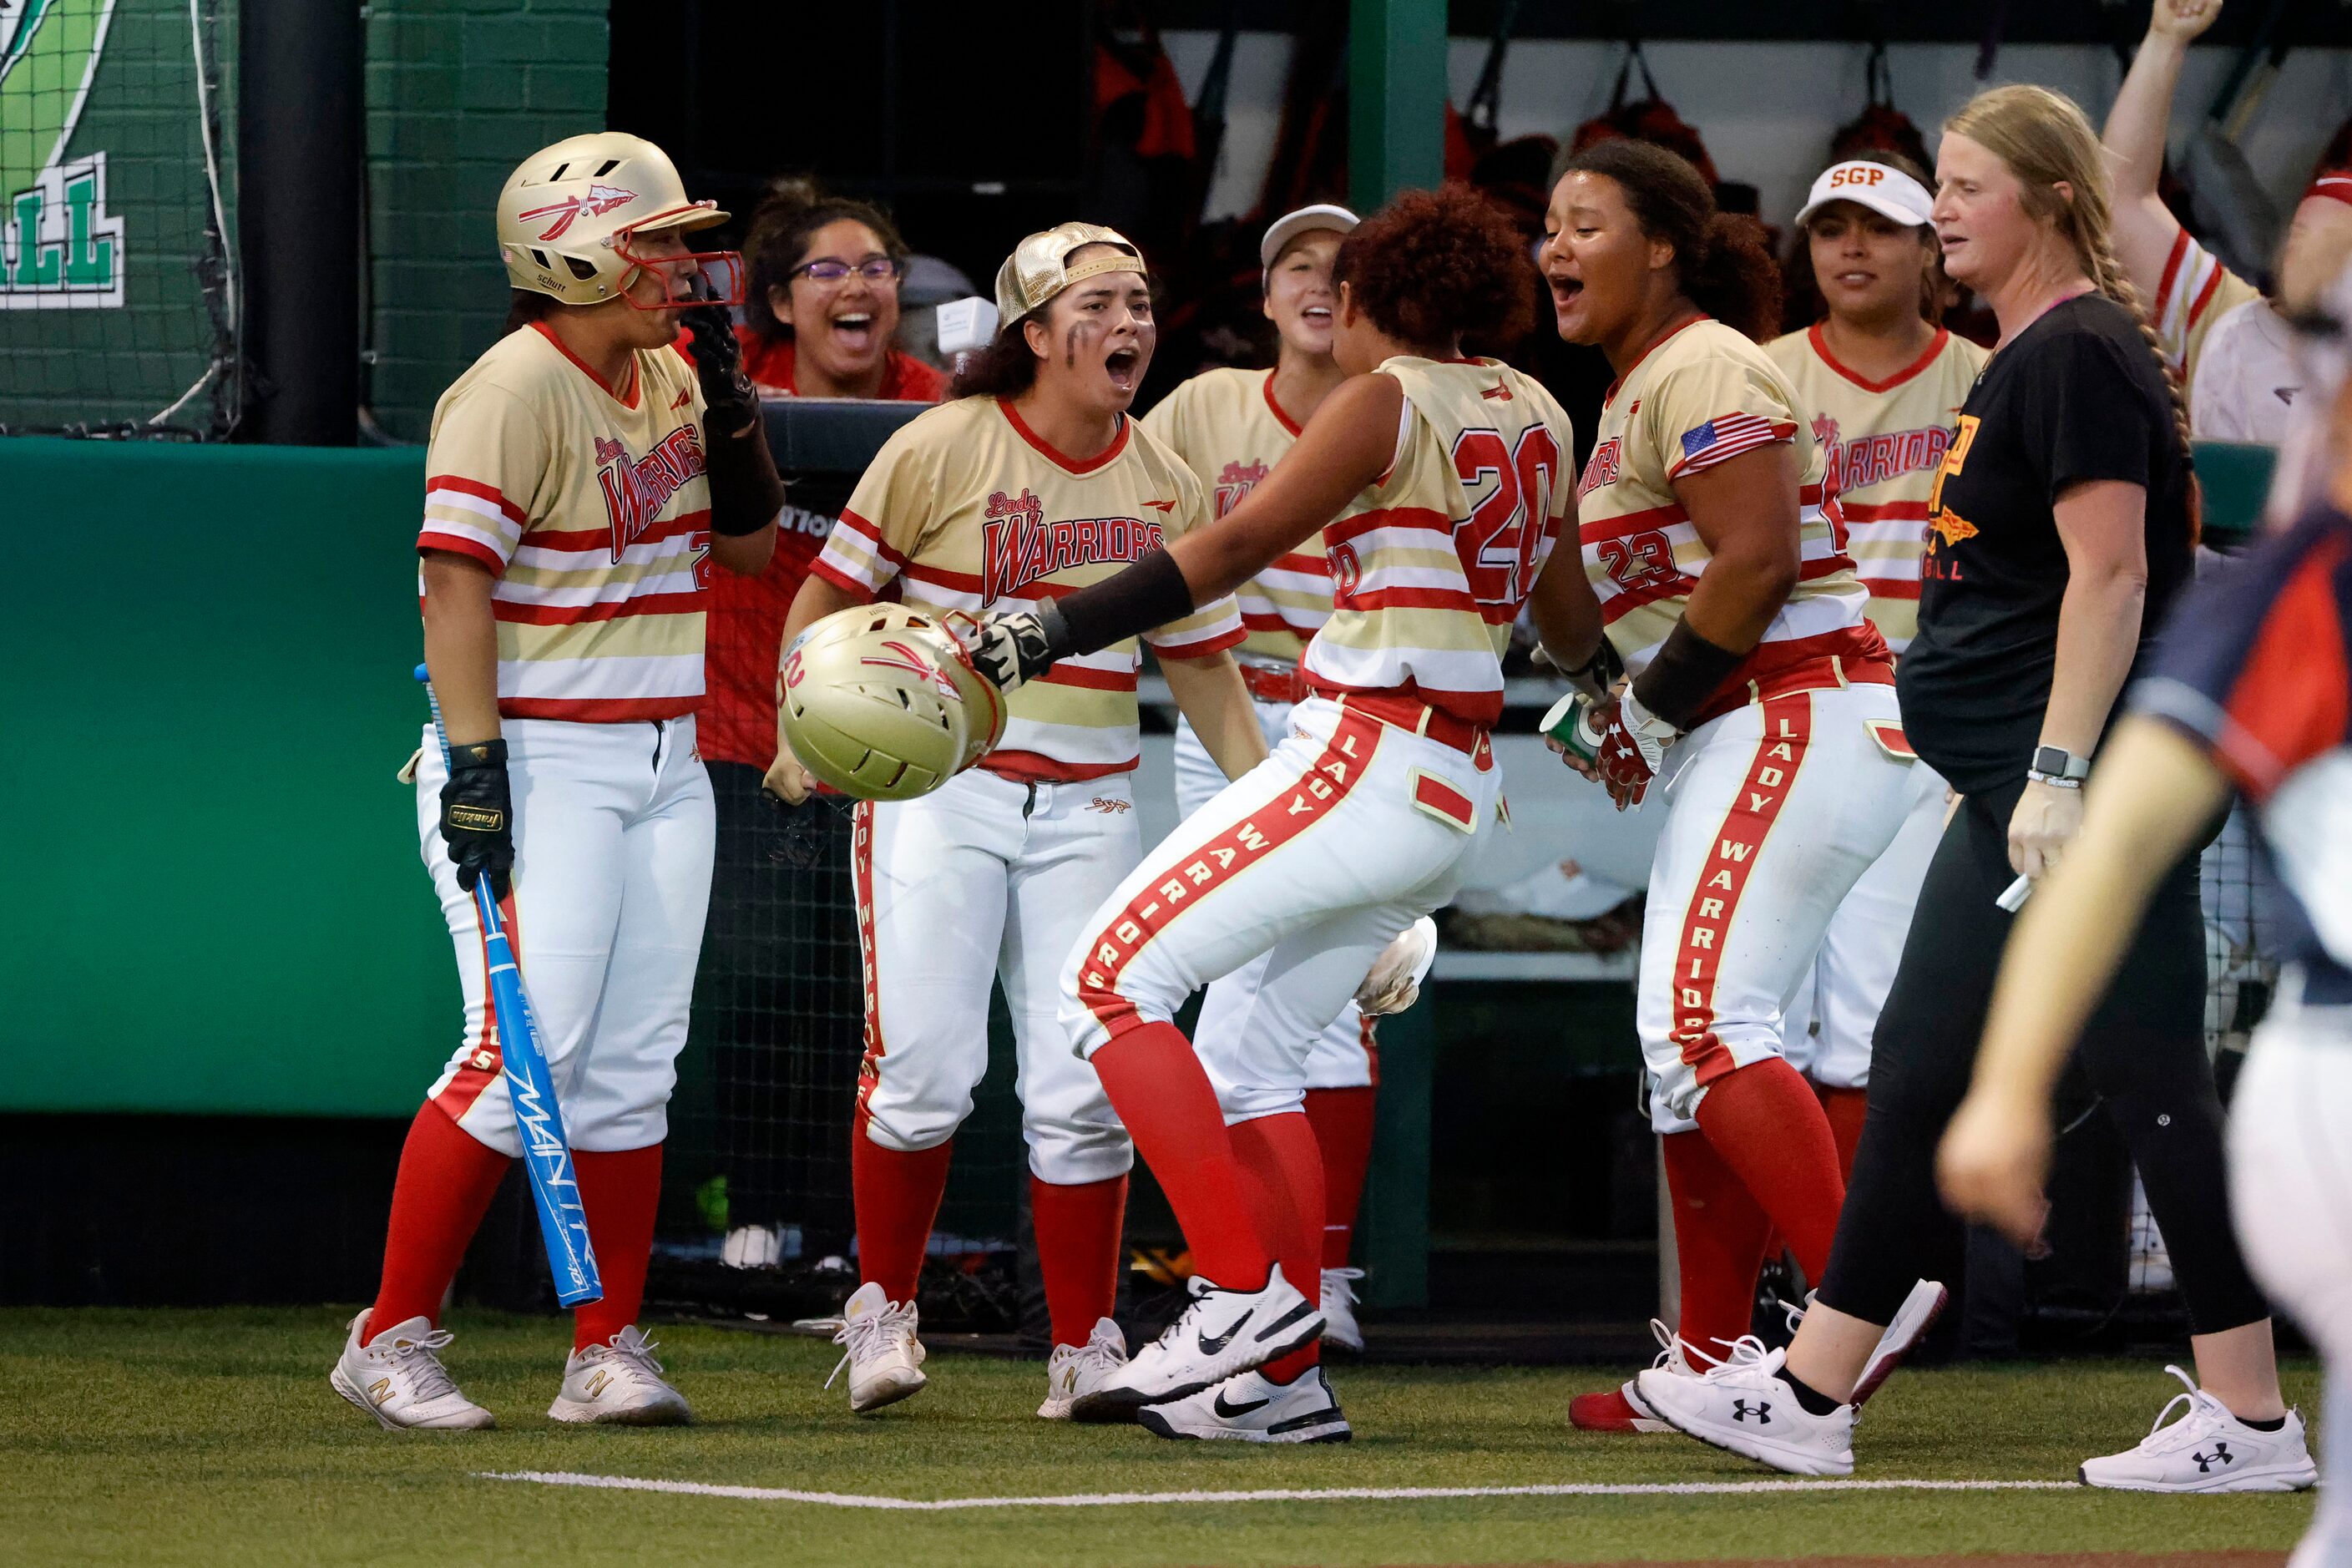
[1451,425,1563,608]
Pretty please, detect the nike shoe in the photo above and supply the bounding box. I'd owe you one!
[1320,1267,1366,1353]
[1069,1262,1322,1423]
[1038,1317,1127,1419]
[1570,1318,1715,1434]
[329,1311,495,1431]
[1636,1336,1854,1477]
[548,1326,692,1425]
[827,1282,928,1414]
[1138,1364,1352,1444]
[1774,1279,1949,1407]
[2080,1366,2317,1493]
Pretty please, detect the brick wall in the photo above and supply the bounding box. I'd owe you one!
[365,0,609,443]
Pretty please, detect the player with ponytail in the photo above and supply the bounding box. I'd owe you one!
[1636,84,2308,1494]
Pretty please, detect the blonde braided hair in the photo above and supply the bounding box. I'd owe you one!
[1947,85,2201,534]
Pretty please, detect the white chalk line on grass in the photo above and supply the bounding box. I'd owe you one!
[478,1471,2079,1512]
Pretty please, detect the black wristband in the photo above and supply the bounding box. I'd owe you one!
[1042,549,1197,660]
[1630,620,1743,731]
[448,737,508,771]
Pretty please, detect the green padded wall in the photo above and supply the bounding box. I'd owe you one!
[0,439,453,1115]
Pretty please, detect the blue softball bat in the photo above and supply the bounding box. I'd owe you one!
[415,665,602,1306]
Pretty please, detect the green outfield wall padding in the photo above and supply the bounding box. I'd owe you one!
[0,438,456,1116]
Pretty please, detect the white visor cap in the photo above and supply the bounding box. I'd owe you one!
[1793,160,1935,231]
[1261,203,1361,271]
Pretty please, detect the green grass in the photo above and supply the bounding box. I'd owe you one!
[0,1308,2321,1566]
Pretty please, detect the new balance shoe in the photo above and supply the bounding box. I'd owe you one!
[2079,1366,2316,1493]
[1320,1267,1366,1353]
[1776,1279,1949,1407]
[1570,1318,1714,1434]
[1069,1262,1322,1423]
[548,1326,692,1425]
[1138,1364,1352,1444]
[329,1312,495,1431]
[827,1282,928,1414]
[1038,1317,1127,1419]
[1637,1336,1854,1476]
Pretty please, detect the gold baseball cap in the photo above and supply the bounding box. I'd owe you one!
[994,221,1147,325]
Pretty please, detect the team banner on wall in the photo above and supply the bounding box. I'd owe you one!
[1,0,125,309]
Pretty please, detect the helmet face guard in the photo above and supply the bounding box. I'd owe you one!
[611,230,746,311]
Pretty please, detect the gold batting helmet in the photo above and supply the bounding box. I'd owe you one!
[780,605,1009,802]
[497,132,739,308]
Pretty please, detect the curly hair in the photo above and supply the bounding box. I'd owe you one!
[741,176,910,341]
[1556,139,1783,342]
[1332,185,1538,352]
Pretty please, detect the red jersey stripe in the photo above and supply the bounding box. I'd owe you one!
[417,532,508,574]
[427,475,528,528]
[492,589,706,627]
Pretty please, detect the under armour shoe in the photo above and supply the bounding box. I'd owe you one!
[329,1311,496,1431]
[548,1326,692,1425]
[1570,1318,1716,1434]
[2079,1366,2315,1493]
[1637,1336,1854,1476]
[1320,1267,1366,1353]
[1069,1262,1322,1423]
[1038,1317,1127,1419]
[827,1282,928,1414]
[1138,1363,1352,1444]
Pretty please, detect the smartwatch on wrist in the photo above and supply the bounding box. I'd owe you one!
[2027,745,2089,789]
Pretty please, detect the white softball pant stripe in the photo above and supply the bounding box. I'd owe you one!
[1636,684,1912,1133]
[1065,697,1497,1121]
[418,715,714,1155]
[1174,700,1378,1095]
[1784,758,1949,1091]
[2228,983,2352,1565]
[854,768,1139,1186]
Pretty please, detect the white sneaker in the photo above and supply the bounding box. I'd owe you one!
[2080,1366,2317,1493]
[1320,1267,1366,1352]
[1571,1318,1717,1433]
[1138,1363,1352,1444]
[721,1224,781,1269]
[1069,1262,1322,1423]
[329,1312,495,1431]
[1778,1280,1949,1408]
[1038,1317,1127,1419]
[1637,1336,1854,1477]
[827,1282,927,1414]
[548,1326,692,1425]
[1356,916,1439,1015]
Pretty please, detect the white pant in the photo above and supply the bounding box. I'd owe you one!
[855,767,1139,1186]
[1636,685,1913,1132]
[1175,701,1378,1095]
[417,715,714,1155]
[2228,979,2352,1567]
[1065,696,1498,1121]
[1784,759,1949,1090]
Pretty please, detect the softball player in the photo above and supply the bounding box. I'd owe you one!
[1764,157,1985,1174]
[965,187,1580,1441]
[332,133,783,1429]
[768,223,1263,1419]
[1541,140,1932,1435]
[1141,202,1406,1349]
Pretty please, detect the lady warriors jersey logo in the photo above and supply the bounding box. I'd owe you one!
[980,486,1166,601]
[594,427,707,563]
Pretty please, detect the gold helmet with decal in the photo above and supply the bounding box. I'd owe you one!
[496,131,739,308]
[779,605,1008,802]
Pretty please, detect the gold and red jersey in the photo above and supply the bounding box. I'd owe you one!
[1141,366,1360,665]
[1302,356,1576,726]
[812,396,1244,782]
[1765,323,1987,655]
[1578,317,1887,722]
[417,321,712,722]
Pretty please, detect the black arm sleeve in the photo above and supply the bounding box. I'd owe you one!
[705,420,787,538]
[1037,549,1199,660]
[1631,619,1744,731]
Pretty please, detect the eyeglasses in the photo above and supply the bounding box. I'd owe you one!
[794,257,902,285]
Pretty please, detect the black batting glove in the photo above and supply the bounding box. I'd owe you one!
[680,301,761,439]
[959,608,1061,693]
[439,739,514,903]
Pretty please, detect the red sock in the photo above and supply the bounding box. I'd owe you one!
[1661,1129,1773,1358]
[367,1103,510,1338]
[1694,1057,1846,1283]
[1303,1085,1377,1270]
[1229,1112,1326,1381]
[572,1143,662,1349]
[852,1124,953,1304]
[1815,1085,1869,1186]
[1030,1173,1126,1348]
[1090,1024,1269,1287]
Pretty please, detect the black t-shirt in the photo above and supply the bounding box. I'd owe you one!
[1899,295,2195,793]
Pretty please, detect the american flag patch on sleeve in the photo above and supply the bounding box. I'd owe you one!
[1672,412,1788,477]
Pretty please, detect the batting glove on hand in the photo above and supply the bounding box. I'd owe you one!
[1594,688,1677,810]
[680,299,761,439]
[959,609,1058,694]
[439,739,514,902]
